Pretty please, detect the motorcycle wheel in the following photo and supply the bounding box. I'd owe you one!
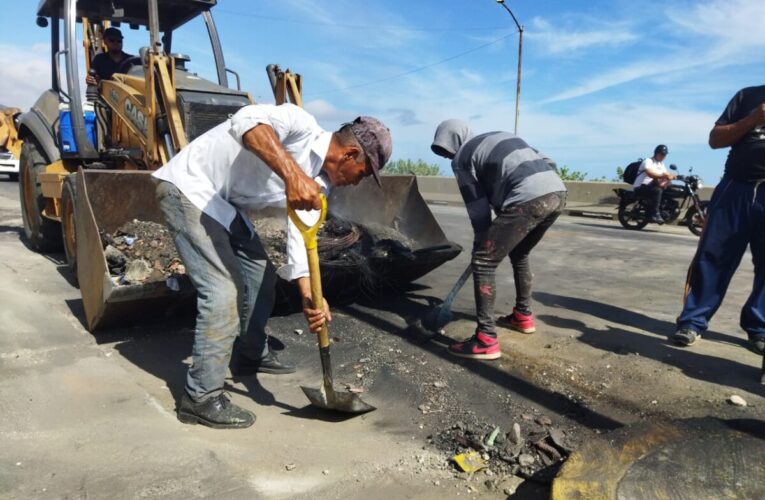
[685,201,709,237]
[617,201,649,230]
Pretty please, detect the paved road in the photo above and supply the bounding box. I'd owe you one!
[1,176,763,499]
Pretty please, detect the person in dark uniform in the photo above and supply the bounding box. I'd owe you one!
[85,27,134,85]
[674,85,765,363]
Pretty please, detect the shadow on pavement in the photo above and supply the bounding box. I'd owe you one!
[534,291,749,349]
[538,314,764,395]
[0,224,22,235]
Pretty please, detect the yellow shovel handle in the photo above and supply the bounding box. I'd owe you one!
[287,195,330,348]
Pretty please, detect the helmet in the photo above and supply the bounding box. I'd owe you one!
[654,144,668,156]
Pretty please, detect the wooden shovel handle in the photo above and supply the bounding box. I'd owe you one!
[288,195,330,348]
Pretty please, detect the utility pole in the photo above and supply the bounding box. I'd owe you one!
[496,0,523,135]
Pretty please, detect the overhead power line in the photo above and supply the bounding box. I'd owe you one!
[215,8,506,32]
[307,32,516,97]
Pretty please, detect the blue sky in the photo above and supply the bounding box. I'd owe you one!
[3,0,765,185]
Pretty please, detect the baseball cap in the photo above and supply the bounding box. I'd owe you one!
[348,116,392,187]
[103,27,123,40]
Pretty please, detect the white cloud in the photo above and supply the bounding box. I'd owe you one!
[459,69,484,84]
[0,44,50,110]
[303,99,354,125]
[527,17,637,55]
[542,0,765,104]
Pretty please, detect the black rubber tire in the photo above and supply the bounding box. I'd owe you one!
[617,201,649,230]
[8,173,19,182]
[686,201,709,237]
[61,173,78,277]
[18,139,62,252]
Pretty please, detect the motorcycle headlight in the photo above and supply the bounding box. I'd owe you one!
[697,182,703,189]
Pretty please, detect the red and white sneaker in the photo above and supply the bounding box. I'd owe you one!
[447,332,501,360]
[498,309,536,334]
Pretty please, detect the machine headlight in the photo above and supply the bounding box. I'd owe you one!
[697,182,703,189]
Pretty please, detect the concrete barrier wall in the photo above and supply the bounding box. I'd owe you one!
[415,176,714,210]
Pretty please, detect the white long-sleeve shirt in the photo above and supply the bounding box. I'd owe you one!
[152,103,330,281]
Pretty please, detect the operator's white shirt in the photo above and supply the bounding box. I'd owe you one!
[633,157,667,188]
[152,103,330,281]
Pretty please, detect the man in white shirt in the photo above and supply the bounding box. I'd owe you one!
[152,103,392,429]
[632,144,676,223]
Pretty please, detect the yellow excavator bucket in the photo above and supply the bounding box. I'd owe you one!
[74,169,195,331]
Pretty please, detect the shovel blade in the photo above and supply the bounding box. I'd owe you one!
[301,385,376,414]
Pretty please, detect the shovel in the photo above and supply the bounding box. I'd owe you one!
[288,196,376,414]
[416,264,472,335]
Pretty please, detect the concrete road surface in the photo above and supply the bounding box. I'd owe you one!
[1,176,763,499]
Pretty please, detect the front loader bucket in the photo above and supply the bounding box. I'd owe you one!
[75,170,195,332]
[326,175,461,289]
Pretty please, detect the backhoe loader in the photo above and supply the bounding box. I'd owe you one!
[18,0,460,332]
[0,106,22,181]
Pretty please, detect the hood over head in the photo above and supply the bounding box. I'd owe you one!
[431,119,473,158]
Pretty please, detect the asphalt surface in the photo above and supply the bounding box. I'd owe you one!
[1,175,763,499]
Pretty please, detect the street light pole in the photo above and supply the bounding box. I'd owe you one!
[496,0,523,135]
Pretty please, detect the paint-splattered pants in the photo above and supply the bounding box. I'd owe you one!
[472,191,566,337]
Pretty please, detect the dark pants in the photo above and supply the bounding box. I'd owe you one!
[472,191,566,337]
[677,178,765,341]
[634,183,663,216]
[156,181,276,402]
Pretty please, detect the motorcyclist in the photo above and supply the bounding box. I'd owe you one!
[633,144,676,224]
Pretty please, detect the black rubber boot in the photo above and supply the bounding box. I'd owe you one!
[177,393,255,429]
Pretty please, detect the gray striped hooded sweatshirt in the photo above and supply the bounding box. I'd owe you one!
[432,121,566,233]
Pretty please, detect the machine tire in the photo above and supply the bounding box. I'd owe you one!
[61,173,78,278]
[18,139,62,252]
[617,201,649,230]
[686,201,709,237]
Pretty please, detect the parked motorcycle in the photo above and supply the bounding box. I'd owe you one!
[614,165,708,236]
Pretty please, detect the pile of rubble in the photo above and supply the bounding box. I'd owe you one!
[102,216,415,288]
[430,415,576,485]
[101,220,184,285]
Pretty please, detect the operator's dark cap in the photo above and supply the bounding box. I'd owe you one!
[348,116,392,187]
[103,27,123,40]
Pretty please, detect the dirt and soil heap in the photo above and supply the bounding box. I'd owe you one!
[103,216,414,286]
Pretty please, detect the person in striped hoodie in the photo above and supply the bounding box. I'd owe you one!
[431,119,567,360]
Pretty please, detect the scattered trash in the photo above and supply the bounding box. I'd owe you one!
[433,381,447,389]
[484,426,501,447]
[728,395,747,407]
[453,451,486,473]
[345,385,365,394]
[418,404,430,414]
[285,463,297,471]
[165,276,180,291]
[123,259,153,284]
[322,469,330,475]
[517,454,535,467]
[359,357,371,363]
[548,427,575,453]
[535,416,552,426]
[509,423,522,445]
[294,329,304,336]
